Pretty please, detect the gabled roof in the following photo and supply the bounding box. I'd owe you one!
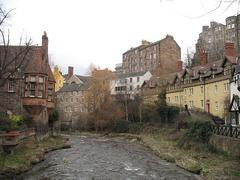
[0,44,55,82]
[229,94,240,112]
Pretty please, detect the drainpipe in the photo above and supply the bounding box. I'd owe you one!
[203,78,206,112]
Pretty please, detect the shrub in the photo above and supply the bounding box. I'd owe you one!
[142,104,161,123]
[178,120,212,149]
[129,123,144,134]
[157,105,180,124]
[0,113,28,131]
[112,119,130,133]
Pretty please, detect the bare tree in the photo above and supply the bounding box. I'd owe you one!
[0,7,32,87]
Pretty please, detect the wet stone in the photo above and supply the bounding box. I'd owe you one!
[18,136,202,180]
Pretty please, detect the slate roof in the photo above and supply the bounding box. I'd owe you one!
[117,71,149,79]
[0,43,55,82]
[58,83,89,92]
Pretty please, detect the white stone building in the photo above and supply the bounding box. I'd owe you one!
[110,71,152,97]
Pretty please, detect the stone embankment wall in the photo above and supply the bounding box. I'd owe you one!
[209,135,240,158]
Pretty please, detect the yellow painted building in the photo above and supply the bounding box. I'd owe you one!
[52,66,65,92]
[166,56,233,120]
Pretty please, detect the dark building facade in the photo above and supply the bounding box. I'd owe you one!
[0,32,55,136]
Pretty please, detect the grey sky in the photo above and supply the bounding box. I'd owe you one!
[2,0,239,75]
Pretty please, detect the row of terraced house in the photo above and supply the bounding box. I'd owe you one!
[161,42,239,125]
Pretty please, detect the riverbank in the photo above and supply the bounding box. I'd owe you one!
[0,136,71,178]
[71,130,240,179]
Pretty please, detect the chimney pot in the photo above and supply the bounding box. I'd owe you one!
[200,50,208,66]
[67,66,74,79]
[177,60,183,71]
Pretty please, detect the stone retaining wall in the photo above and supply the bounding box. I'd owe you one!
[209,134,240,158]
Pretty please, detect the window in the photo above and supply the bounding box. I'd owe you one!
[200,86,203,94]
[214,85,218,92]
[48,83,54,101]
[215,101,219,111]
[137,85,140,90]
[30,82,36,96]
[201,100,204,108]
[130,78,132,83]
[224,83,229,92]
[38,77,44,97]
[189,88,193,96]
[168,97,170,103]
[184,89,187,96]
[38,84,43,97]
[137,77,140,82]
[8,79,14,92]
[130,85,133,91]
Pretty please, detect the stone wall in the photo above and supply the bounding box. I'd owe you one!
[209,134,240,158]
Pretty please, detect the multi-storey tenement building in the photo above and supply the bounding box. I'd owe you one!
[0,32,55,136]
[122,35,181,75]
[194,14,240,65]
[195,21,226,64]
[167,43,237,122]
[56,67,90,129]
[226,15,240,54]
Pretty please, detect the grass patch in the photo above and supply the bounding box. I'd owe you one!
[139,130,240,179]
[0,136,70,177]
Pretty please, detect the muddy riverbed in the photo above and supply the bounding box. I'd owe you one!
[19,135,202,180]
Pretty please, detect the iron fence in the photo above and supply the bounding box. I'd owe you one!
[210,125,240,139]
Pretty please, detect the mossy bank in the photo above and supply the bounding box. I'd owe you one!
[0,136,71,178]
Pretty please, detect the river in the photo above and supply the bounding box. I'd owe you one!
[19,135,202,180]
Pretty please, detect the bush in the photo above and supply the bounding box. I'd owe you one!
[0,113,28,131]
[178,120,212,149]
[142,104,161,123]
[129,123,144,134]
[157,105,180,124]
[112,119,130,133]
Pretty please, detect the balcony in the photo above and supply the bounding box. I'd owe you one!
[22,97,47,115]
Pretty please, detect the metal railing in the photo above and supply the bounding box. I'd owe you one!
[210,125,240,138]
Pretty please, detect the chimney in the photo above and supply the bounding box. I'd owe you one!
[225,42,235,57]
[142,40,151,46]
[42,31,48,48]
[67,66,73,79]
[200,50,208,66]
[177,60,183,71]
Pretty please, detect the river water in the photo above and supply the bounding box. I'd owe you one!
[19,135,202,180]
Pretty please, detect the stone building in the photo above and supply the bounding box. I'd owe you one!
[57,82,90,129]
[110,71,152,97]
[226,15,240,55]
[167,43,237,121]
[122,35,181,75]
[52,66,65,92]
[56,66,90,129]
[194,21,226,64]
[0,32,55,136]
[194,15,240,65]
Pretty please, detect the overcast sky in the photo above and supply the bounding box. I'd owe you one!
[1,0,239,75]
